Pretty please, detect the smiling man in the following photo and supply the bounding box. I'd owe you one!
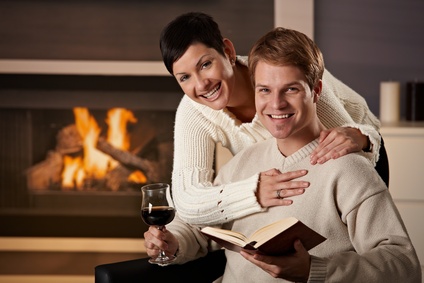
[214,26,421,282]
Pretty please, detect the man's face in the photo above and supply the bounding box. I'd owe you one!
[254,61,319,143]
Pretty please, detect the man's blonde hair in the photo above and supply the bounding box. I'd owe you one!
[248,27,324,90]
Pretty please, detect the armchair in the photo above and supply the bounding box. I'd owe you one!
[95,249,226,283]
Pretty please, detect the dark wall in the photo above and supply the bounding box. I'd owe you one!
[315,0,424,118]
[1,0,423,118]
[0,0,273,60]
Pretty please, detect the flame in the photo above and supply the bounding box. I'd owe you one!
[128,170,147,184]
[62,155,84,189]
[74,107,110,178]
[106,108,137,168]
[61,107,145,190]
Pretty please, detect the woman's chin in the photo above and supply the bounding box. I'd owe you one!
[206,99,227,111]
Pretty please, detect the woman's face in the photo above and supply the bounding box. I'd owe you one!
[172,42,235,110]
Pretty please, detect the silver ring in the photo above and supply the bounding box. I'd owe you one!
[276,189,283,199]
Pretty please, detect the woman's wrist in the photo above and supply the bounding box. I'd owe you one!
[363,136,373,152]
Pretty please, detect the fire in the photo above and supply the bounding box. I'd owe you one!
[106,108,137,168]
[61,107,146,190]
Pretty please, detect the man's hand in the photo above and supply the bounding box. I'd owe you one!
[144,226,179,258]
[240,239,311,282]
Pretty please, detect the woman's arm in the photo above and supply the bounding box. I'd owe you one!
[171,97,262,225]
[313,69,381,165]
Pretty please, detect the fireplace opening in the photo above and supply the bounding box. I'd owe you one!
[26,107,173,193]
[0,73,181,237]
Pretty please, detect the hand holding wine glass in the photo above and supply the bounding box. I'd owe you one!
[141,183,176,265]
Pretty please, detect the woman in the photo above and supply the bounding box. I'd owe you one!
[159,12,385,226]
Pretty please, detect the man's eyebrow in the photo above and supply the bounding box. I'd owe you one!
[255,81,300,88]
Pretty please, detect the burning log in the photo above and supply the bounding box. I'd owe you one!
[26,124,81,190]
[96,137,162,186]
[105,166,135,191]
[55,124,83,155]
[25,151,63,190]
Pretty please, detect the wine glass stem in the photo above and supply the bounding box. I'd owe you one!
[156,226,167,258]
[159,250,167,258]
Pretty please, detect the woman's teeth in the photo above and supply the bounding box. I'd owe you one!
[203,85,220,99]
[271,114,291,119]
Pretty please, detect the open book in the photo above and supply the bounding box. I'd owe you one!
[201,217,326,255]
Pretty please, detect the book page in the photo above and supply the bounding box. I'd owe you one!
[201,226,248,246]
[249,217,298,245]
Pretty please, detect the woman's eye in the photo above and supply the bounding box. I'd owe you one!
[201,61,212,69]
[179,75,189,83]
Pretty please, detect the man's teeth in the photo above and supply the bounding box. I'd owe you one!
[203,85,220,98]
[271,114,290,119]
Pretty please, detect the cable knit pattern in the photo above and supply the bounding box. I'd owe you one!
[172,56,381,225]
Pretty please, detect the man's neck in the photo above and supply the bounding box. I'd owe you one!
[277,122,325,157]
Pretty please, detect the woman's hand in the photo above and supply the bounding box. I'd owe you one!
[257,169,309,208]
[240,239,311,282]
[144,226,179,258]
[310,127,369,165]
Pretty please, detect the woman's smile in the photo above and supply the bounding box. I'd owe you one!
[200,83,221,100]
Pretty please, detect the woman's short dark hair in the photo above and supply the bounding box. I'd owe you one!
[160,12,226,75]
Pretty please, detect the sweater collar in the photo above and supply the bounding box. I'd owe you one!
[274,138,320,169]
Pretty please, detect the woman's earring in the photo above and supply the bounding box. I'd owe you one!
[230,58,235,65]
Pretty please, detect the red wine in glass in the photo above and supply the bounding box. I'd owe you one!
[141,206,175,227]
[141,183,176,265]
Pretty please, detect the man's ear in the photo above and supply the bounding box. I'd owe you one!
[223,38,236,62]
[313,80,323,103]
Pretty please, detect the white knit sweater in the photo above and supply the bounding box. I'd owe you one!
[168,139,421,282]
[171,56,381,225]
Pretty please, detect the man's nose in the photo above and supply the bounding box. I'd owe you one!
[270,93,287,108]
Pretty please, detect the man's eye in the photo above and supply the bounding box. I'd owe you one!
[259,88,270,93]
[287,87,298,93]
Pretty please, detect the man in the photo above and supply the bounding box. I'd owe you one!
[144,27,421,282]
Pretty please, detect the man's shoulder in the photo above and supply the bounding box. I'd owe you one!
[215,139,276,184]
[234,139,275,158]
[222,138,276,164]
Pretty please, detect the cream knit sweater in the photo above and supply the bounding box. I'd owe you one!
[168,139,421,282]
[172,56,381,225]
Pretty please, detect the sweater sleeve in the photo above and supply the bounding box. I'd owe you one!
[318,70,381,165]
[165,214,210,264]
[307,162,421,283]
[171,97,263,225]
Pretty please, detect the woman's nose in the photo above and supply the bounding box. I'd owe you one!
[195,75,210,91]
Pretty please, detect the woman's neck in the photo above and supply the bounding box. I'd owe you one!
[227,63,256,123]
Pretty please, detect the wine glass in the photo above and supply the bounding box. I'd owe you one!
[141,183,176,265]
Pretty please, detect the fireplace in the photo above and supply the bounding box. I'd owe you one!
[0,72,182,238]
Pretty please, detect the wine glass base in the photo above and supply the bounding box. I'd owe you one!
[148,255,176,266]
